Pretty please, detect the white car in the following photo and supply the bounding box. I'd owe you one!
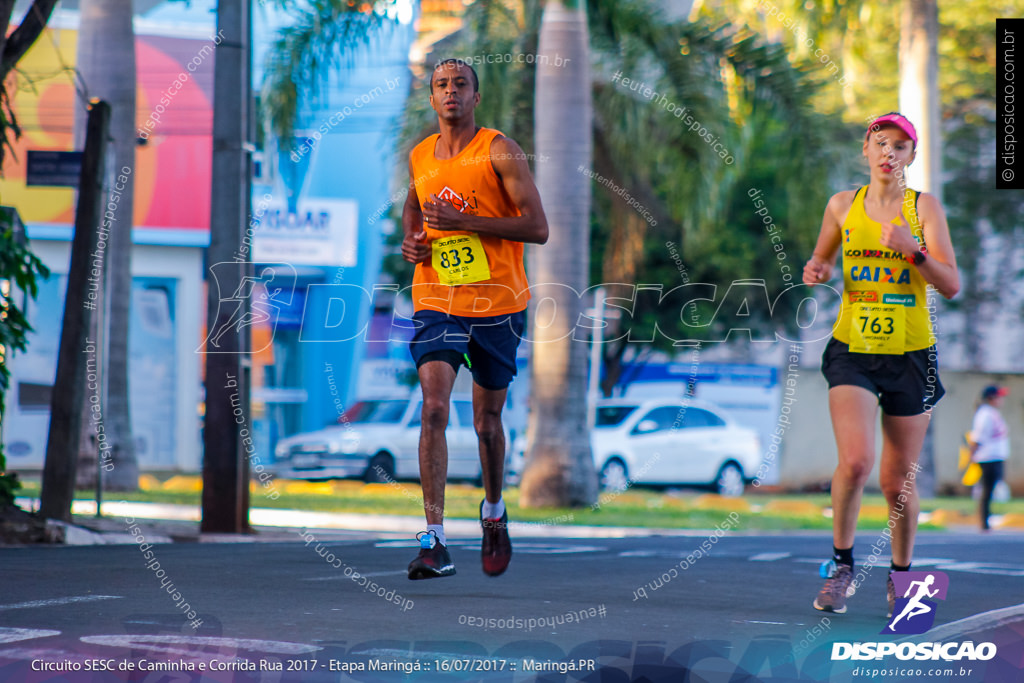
[592,398,762,495]
[273,395,502,483]
[508,398,762,496]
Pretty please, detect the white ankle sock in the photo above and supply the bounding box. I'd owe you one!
[481,498,505,520]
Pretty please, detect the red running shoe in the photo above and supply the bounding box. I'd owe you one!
[480,501,512,577]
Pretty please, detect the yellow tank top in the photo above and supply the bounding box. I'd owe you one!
[832,186,934,353]
[409,127,530,316]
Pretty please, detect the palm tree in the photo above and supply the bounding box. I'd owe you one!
[268,0,845,508]
[520,0,597,507]
[73,0,139,491]
[898,0,940,199]
[261,1,402,150]
[396,0,842,504]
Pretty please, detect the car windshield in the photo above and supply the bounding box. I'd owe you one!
[595,405,638,427]
[340,400,407,424]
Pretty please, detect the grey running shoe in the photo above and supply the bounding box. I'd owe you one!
[813,562,854,614]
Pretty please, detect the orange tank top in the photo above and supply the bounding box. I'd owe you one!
[409,127,530,316]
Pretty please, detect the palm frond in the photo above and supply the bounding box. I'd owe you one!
[261,0,398,146]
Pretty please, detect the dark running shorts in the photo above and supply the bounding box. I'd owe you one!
[821,338,945,416]
[409,309,526,391]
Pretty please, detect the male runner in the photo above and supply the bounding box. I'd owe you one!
[401,58,548,579]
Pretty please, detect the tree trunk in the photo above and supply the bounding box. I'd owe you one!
[520,0,598,508]
[599,205,647,398]
[75,0,139,491]
[899,0,940,498]
[899,0,940,201]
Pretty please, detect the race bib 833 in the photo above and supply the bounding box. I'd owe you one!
[431,234,491,285]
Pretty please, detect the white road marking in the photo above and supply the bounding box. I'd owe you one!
[618,550,713,560]
[750,552,791,561]
[793,555,1024,576]
[0,628,61,644]
[80,635,321,656]
[302,570,407,581]
[742,620,788,625]
[374,539,605,554]
[933,561,1024,576]
[0,595,123,611]
[901,557,953,567]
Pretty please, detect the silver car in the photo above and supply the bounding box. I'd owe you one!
[272,395,498,482]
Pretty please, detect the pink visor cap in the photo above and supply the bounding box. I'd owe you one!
[865,113,918,146]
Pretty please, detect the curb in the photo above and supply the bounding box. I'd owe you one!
[903,602,1024,644]
[17,498,757,544]
[44,519,174,546]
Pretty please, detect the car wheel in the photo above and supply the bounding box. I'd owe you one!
[600,459,630,492]
[364,452,395,483]
[715,462,745,497]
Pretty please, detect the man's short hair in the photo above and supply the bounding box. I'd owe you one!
[431,58,479,93]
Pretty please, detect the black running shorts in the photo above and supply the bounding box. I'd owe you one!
[821,337,944,416]
[409,309,526,391]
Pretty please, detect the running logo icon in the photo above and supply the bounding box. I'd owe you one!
[883,571,949,634]
[198,262,296,354]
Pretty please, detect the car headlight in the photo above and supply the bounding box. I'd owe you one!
[334,439,360,455]
[275,443,288,459]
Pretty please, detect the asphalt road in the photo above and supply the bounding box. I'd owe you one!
[2,530,1023,682]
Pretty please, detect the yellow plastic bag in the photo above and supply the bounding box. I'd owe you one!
[958,431,979,486]
[962,462,982,487]
[958,442,972,471]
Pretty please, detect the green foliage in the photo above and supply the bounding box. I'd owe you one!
[261,0,399,147]
[389,2,847,353]
[583,8,849,349]
[700,0,1024,370]
[0,225,50,505]
[384,0,544,287]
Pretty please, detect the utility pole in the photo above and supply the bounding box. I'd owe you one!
[40,99,110,522]
[201,0,252,533]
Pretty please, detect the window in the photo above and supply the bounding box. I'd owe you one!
[681,408,726,429]
[631,406,685,434]
[343,400,407,424]
[595,405,638,427]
